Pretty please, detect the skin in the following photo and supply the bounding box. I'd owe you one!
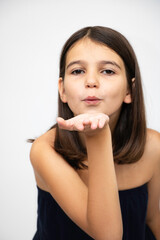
[30,38,160,239]
[58,38,132,133]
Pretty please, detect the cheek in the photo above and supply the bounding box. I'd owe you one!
[65,87,79,101]
[103,83,127,110]
[64,79,84,100]
[111,88,126,100]
[103,83,126,99]
[64,84,81,111]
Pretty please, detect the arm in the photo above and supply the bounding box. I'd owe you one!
[85,125,122,239]
[146,132,160,240]
[30,113,123,240]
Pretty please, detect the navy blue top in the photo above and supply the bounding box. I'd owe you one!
[33,183,156,240]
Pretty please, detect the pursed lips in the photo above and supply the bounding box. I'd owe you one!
[82,96,102,105]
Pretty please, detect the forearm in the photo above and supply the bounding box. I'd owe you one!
[86,125,123,240]
[147,217,160,240]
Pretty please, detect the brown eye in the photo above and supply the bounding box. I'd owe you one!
[71,69,85,75]
[102,69,115,75]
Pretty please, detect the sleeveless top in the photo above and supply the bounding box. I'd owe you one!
[33,183,156,240]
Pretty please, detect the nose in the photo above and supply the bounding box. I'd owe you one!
[85,73,99,88]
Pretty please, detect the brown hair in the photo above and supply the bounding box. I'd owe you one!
[33,26,147,169]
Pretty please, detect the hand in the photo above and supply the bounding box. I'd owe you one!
[57,113,109,134]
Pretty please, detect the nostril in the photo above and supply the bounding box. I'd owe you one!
[86,84,98,88]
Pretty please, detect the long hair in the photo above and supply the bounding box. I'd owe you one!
[45,26,147,169]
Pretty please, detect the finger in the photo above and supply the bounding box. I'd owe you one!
[74,118,84,131]
[98,115,109,128]
[98,118,106,128]
[57,117,65,127]
[83,118,90,126]
[57,117,74,130]
[57,116,85,131]
[90,117,99,130]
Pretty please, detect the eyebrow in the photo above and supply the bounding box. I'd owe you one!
[66,60,121,70]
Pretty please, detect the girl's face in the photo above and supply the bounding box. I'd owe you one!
[59,38,131,124]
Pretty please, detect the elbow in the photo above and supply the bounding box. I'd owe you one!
[110,230,123,240]
[87,211,123,240]
[93,234,123,240]
[146,217,160,240]
[89,225,123,240]
[96,232,123,240]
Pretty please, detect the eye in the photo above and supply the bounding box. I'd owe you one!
[71,69,85,75]
[101,69,115,75]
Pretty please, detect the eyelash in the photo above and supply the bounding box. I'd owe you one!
[71,69,115,75]
[71,69,84,75]
[101,69,115,75]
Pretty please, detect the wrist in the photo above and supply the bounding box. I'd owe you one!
[84,124,111,141]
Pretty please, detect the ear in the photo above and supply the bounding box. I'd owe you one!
[124,91,132,104]
[58,78,67,103]
[123,78,135,104]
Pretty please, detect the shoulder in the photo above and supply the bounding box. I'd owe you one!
[30,127,80,190]
[30,128,56,165]
[145,128,160,174]
[146,128,160,156]
[33,127,56,147]
[147,128,160,141]
[30,127,71,178]
[146,129,160,224]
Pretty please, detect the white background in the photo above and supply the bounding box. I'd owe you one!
[0,0,160,239]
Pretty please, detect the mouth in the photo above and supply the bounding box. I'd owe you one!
[82,96,102,105]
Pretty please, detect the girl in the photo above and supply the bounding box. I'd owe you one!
[30,26,160,240]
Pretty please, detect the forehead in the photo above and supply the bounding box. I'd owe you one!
[66,38,124,67]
